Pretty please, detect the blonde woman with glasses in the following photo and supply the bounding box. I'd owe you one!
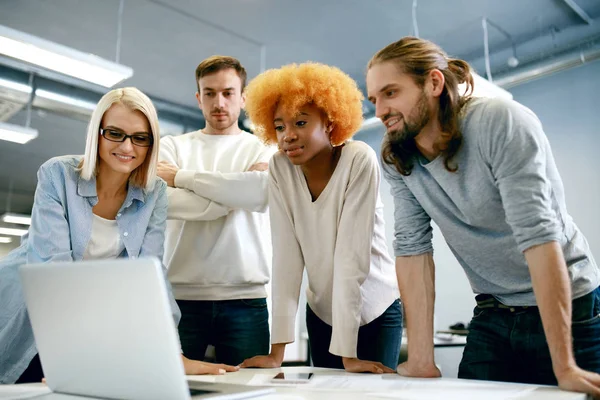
[0,87,237,384]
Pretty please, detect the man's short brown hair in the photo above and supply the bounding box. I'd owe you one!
[195,55,247,93]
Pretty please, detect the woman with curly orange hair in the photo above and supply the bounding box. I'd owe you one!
[240,63,402,373]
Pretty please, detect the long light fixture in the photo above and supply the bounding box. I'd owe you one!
[461,72,513,100]
[1,213,31,225]
[0,236,13,244]
[361,116,384,131]
[0,121,38,144]
[0,226,28,236]
[0,25,133,87]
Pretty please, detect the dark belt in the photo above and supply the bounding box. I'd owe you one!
[475,294,533,313]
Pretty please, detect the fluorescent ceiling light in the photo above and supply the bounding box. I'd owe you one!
[36,89,96,111]
[361,116,383,130]
[461,73,513,100]
[0,76,32,94]
[0,226,28,236]
[0,121,38,144]
[0,24,133,87]
[1,213,31,225]
[0,236,13,243]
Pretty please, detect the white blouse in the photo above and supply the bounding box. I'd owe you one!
[269,141,399,358]
[82,214,124,260]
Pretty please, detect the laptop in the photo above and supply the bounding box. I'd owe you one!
[19,257,274,400]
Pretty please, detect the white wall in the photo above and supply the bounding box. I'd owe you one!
[509,61,600,261]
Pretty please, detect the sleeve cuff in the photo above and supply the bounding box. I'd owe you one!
[518,235,563,253]
[329,325,359,358]
[271,315,296,344]
[174,170,195,190]
[394,243,434,257]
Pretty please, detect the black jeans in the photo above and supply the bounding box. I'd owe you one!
[176,298,270,366]
[15,354,43,384]
[306,299,403,370]
[458,286,600,385]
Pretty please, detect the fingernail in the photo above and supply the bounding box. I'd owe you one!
[219,369,226,374]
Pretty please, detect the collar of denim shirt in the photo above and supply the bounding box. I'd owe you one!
[77,174,146,209]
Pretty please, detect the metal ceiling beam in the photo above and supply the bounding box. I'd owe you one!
[494,45,600,88]
[561,0,593,25]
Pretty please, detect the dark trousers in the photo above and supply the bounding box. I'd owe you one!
[306,299,403,370]
[176,298,270,366]
[16,354,43,384]
[458,286,600,385]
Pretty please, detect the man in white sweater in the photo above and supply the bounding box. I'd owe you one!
[157,56,273,366]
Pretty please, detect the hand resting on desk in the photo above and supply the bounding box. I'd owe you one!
[396,360,442,378]
[182,355,239,375]
[342,357,396,374]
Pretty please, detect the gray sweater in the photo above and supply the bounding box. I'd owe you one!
[383,97,599,306]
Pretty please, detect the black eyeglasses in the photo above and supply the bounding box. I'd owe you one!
[100,128,154,147]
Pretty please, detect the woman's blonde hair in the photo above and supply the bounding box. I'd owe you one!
[244,62,364,146]
[80,87,160,190]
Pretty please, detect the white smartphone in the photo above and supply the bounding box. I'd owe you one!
[270,372,314,384]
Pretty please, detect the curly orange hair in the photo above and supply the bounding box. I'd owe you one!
[244,62,364,146]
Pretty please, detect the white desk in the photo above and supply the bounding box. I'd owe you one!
[0,367,587,400]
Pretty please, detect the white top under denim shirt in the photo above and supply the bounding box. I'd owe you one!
[0,155,180,384]
[83,215,124,259]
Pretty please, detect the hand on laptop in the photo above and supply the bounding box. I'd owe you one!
[181,355,239,375]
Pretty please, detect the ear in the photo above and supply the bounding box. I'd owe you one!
[429,69,445,97]
[195,91,202,109]
[326,122,334,134]
[240,92,247,110]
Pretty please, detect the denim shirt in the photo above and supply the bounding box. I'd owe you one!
[0,155,180,384]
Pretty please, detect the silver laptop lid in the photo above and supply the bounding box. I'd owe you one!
[20,258,191,400]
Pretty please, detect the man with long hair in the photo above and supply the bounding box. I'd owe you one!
[366,37,600,397]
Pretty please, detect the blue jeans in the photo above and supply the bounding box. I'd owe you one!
[458,286,600,385]
[176,299,270,366]
[306,299,403,370]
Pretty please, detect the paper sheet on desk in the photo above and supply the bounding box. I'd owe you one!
[0,385,51,399]
[249,374,411,390]
[308,375,398,390]
[246,374,300,387]
[367,379,535,400]
[247,374,392,390]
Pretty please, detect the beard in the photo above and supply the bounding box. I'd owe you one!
[386,90,430,147]
[207,109,239,131]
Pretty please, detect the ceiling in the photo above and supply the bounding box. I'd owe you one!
[0,0,599,217]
